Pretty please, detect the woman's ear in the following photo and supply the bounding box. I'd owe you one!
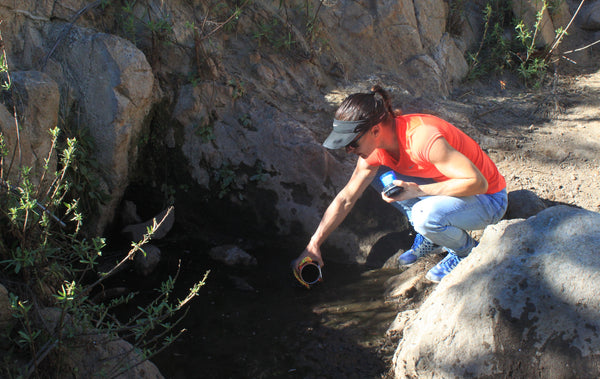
[371,123,381,137]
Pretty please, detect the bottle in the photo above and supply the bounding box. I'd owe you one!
[292,257,322,289]
[380,170,404,197]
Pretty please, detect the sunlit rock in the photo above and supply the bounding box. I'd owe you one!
[393,205,600,378]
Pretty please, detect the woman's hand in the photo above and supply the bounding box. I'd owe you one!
[381,180,421,202]
[294,242,324,268]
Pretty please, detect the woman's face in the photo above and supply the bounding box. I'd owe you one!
[345,125,378,159]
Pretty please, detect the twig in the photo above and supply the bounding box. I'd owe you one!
[25,340,59,379]
[307,0,325,33]
[563,38,600,55]
[473,105,503,120]
[82,206,175,294]
[545,0,586,61]
[0,178,66,227]
[197,0,251,43]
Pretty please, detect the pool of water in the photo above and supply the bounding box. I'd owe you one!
[147,239,401,379]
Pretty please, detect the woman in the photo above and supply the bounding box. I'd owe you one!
[295,85,507,283]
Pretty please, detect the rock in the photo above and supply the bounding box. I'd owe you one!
[122,207,175,243]
[46,25,155,236]
[401,55,449,97]
[208,245,257,266]
[120,200,143,225]
[40,308,164,378]
[414,0,448,49]
[505,189,547,219]
[386,309,417,338]
[579,1,600,30]
[512,0,557,47]
[0,284,14,333]
[385,272,420,299]
[432,34,469,88]
[452,1,485,52]
[228,275,256,292]
[0,71,59,185]
[549,0,572,30]
[392,205,600,378]
[134,244,161,277]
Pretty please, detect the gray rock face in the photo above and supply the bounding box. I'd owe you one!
[0,0,479,256]
[392,205,600,378]
[0,284,14,333]
[0,71,59,184]
[506,189,547,219]
[0,1,155,235]
[47,26,155,235]
[580,1,600,30]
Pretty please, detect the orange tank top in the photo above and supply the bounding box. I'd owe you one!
[365,114,506,194]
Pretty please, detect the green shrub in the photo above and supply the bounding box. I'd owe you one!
[0,31,205,378]
[466,0,566,87]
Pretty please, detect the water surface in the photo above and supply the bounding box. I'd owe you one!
[150,239,400,379]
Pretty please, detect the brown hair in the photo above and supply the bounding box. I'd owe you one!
[334,85,398,132]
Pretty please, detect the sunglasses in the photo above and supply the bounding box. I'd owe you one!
[345,129,369,150]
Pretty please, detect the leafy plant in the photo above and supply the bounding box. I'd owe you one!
[60,121,110,219]
[0,32,205,378]
[214,163,238,199]
[227,78,246,99]
[513,2,550,87]
[466,0,513,80]
[466,0,562,87]
[250,0,326,53]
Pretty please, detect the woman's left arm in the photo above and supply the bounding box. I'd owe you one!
[384,137,488,202]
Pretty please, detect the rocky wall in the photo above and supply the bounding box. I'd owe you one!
[0,0,484,259]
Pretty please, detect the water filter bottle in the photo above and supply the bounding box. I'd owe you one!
[380,171,404,197]
[292,257,322,289]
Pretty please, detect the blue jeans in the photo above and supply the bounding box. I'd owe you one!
[372,167,508,257]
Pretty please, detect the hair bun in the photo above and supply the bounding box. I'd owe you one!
[370,84,382,93]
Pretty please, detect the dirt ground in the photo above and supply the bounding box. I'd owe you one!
[456,66,600,214]
[464,71,600,212]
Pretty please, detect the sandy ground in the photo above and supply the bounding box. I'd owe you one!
[459,68,600,213]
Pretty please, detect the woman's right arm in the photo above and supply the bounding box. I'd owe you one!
[296,158,378,266]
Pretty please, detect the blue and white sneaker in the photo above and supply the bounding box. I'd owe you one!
[398,234,440,266]
[425,252,463,283]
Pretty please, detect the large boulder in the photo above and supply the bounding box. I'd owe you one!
[579,1,600,31]
[45,25,155,235]
[40,307,164,378]
[0,1,156,235]
[0,284,14,333]
[392,205,600,378]
[0,71,59,185]
[318,0,466,96]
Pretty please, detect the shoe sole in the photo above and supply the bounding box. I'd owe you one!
[398,259,417,267]
[425,272,442,283]
[398,246,446,269]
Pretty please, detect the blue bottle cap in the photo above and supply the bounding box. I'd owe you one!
[380,171,397,187]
